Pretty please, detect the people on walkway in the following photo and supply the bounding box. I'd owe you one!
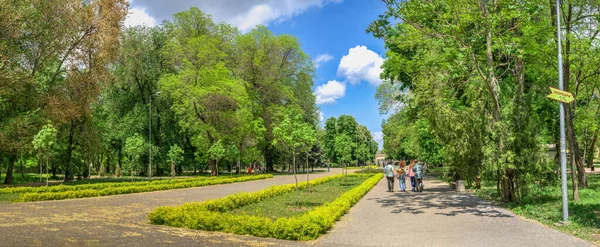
[396,160,407,192]
[408,160,416,192]
[413,161,424,191]
[384,161,395,192]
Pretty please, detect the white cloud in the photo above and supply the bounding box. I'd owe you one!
[314,53,334,68]
[125,7,157,27]
[315,80,346,104]
[337,45,384,86]
[318,109,324,122]
[371,131,383,150]
[131,0,343,33]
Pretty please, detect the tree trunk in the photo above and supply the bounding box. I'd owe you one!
[3,155,16,184]
[116,147,122,177]
[571,154,579,201]
[306,152,309,192]
[265,144,276,172]
[210,159,217,176]
[562,2,587,188]
[293,151,299,207]
[588,133,597,172]
[64,120,75,182]
[106,150,111,174]
[171,162,176,177]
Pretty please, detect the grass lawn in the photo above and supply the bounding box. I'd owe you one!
[477,174,600,244]
[231,175,368,219]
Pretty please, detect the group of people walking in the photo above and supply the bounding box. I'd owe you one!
[384,160,425,192]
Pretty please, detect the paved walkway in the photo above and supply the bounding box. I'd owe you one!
[0,169,344,247]
[0,172,595,246]
[313,176,595,247]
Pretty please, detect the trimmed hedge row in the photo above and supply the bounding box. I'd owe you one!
[15,174,273,202]
[148,173,383,240]
[0,175,242,194]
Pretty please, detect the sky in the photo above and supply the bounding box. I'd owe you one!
[125,0,388,149]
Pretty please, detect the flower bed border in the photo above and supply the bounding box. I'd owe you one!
[148,173,383,240]
[14,174,273,202]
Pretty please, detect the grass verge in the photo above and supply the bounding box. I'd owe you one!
[148,173,382,240]
[476,174,600,244]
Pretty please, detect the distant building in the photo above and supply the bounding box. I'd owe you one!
[374,152,386,166]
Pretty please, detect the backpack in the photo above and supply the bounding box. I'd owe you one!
[414,164,424,179]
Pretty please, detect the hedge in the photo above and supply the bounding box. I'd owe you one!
[0,175,245,194]
[14,174,273,202]
[148,173,383,240]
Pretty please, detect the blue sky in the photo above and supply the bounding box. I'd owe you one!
[125,0,388,148]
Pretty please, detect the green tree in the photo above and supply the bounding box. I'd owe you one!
[167,145,184,177]
[273,107,316,205]
[32,123,58,187]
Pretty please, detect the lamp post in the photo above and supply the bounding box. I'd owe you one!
[149,91,161,179]
[555,0,569,224]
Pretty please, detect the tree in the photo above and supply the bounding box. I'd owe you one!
[273,107,316,205]
[207,140,226,176]
[32,123,58,187]
[369,0,565,201]
[123,134,145,176]
[235,26,317,172]
[335,134,354,177]
[167,145,184,177]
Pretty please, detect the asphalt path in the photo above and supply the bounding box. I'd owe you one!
[313,176,595,247]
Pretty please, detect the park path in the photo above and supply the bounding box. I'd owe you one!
[0,169,346,247]
[312,176,595,247]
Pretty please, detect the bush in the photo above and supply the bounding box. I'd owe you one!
[148,173,382,240]
[14,174,273,202]
[0,175,246,194]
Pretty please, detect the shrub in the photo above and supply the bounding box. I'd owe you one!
[0,175,247,194]
[148,173,382,240]
[15,174,273,202]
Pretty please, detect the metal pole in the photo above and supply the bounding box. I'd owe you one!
[149,93,152,179]
[556,0,569,224]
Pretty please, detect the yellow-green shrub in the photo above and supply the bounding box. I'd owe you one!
[0,175,244,194]
[148,173,382,240]
[15,174,273,202]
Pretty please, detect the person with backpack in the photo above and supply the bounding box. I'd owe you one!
[395,160,407,192]
[384,161,395,192]
[413,160,425,192]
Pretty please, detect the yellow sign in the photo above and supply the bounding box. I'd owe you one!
[547,87,574,103]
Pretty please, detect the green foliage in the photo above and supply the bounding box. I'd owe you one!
[323,115,378,166]
[272,107,316,155]
[148,173,382,240]
[13,174,272,202]
[167,145,184,165]
[32,123,58,157]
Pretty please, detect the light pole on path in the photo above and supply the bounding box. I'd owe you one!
[149,91,161,179]
[555,0,569,224]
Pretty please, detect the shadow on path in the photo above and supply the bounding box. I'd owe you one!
[369,179,512,218]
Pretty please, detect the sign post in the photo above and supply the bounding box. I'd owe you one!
[546,87,574,103]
